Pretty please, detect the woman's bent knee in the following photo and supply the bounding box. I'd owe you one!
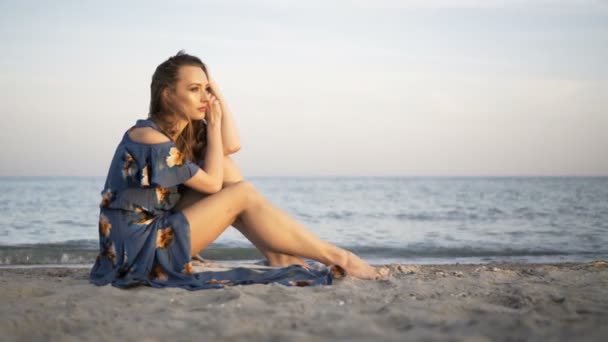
[226,180,260,206]
[227,180,255,192]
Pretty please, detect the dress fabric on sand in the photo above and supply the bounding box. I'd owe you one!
[89,119,337,290]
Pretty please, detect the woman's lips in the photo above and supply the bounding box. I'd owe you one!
[198,107,207,112]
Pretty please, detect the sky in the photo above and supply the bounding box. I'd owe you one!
[1,0,607,177]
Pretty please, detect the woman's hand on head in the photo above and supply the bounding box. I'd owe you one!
[206,93,223,127]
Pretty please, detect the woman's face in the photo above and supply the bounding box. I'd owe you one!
[169,65,211,121]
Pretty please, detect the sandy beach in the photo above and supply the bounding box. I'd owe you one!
[1,261,607,341]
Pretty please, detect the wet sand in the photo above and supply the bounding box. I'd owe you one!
[1,261,607,341]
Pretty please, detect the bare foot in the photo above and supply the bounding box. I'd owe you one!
[341,251,389,280]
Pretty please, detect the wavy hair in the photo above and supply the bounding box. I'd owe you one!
[149,50,207,162]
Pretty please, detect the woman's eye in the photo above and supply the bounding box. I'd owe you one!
[190,88,198,92]
[205,87,212,93]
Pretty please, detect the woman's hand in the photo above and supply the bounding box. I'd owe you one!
[207,75,240,155]
[206,92,223,128]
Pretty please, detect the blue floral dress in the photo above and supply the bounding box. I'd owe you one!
[89,119,337,290]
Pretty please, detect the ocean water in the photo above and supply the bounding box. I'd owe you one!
[0,176,607,265]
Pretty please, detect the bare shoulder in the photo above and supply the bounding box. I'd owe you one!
[127,127,171,144]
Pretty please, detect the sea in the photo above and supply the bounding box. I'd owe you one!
[0,176,607,266]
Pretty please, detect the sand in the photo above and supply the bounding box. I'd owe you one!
[1,261,607,341]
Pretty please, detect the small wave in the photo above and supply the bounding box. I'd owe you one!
[392,208,559,222]
[54,220,92,228]
[0,246,98,265]
[514,207,551,219]
[321,210,356,220]
[395,212,480,222]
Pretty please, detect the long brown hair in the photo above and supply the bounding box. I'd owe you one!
[149,50,207,162]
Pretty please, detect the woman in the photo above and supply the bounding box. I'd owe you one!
[90,50,385,289]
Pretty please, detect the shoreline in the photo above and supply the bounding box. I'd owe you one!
[4,246,607,272]
[1,261,607,341]
[2,254,608,268]
[0,258,608,269]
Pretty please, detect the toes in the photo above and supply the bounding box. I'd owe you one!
[375,266,391,280]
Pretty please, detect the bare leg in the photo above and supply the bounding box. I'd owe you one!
[183,181,382,279]
[181,181,257,255]
[174,156,308,268]
[231,215,310,268]
[177,186,308,268]
[232,192,382,279]
[181,181,382,279]
[180,156,383,279]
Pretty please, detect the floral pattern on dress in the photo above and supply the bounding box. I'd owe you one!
[121,151,137,179]
[141,164,150,186]
[166,147,184,167]
[105,243,116,265]
[99,189,113,208]
[156,186,170,204]
[150,263,168,281]
[134,206,155,225]
[99,214,111,237]
[156,227,174,249]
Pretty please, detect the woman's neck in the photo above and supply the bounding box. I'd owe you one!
[150,116,188,142]
[171,119,188,141]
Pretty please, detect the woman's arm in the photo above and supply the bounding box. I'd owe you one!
[186,95,225,194]
[209,78,241,155]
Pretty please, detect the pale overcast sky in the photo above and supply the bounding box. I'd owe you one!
[1,0,606,176]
